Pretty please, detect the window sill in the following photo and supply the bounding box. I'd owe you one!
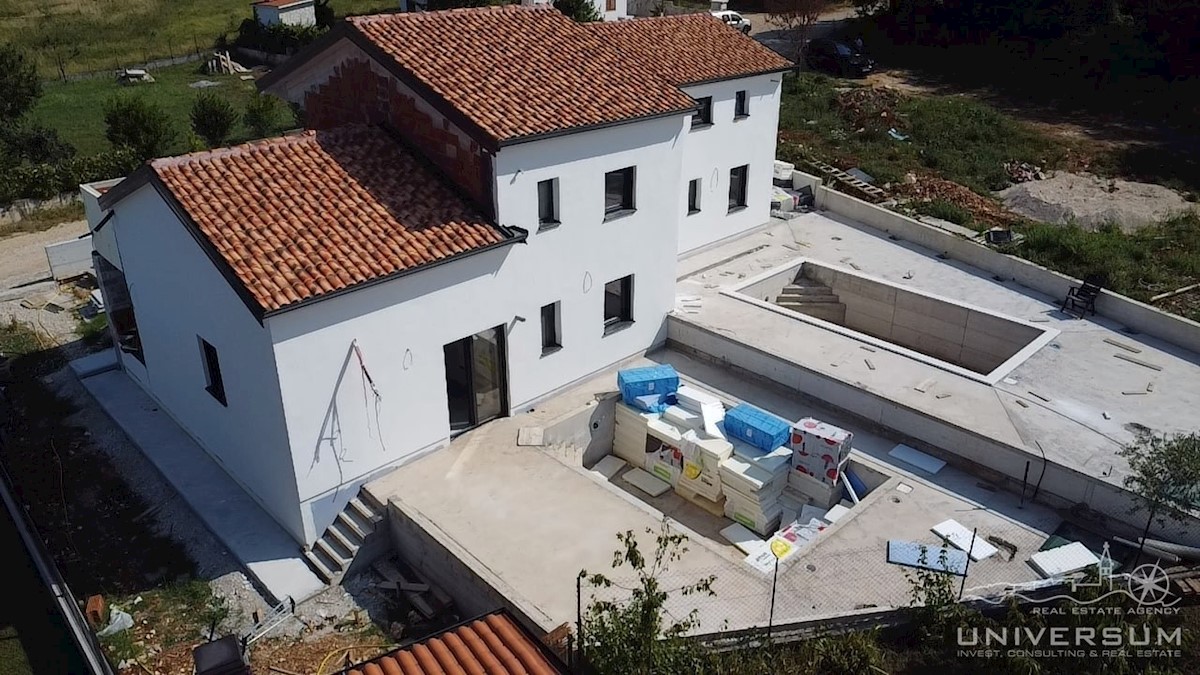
[603,320,634,337]
[538,220,561,232]
[687,209,701,216]
[733,114,750,121]
[541,345,562,358]
[727,205,748,215]
[690,122,713,131]
[603,208,636,223]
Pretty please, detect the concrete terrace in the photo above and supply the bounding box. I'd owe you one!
[367,350,1060,635]
[672,212,1200,492]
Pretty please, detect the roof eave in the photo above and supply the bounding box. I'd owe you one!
[678,64,795,88]
[262,226,527,319]
[496,105,696,148]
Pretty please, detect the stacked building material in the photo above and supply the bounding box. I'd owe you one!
[724,404,790,452]
[674,384,726,439]
[617,365,679,413]
[789,418,853,509]
[677,429,732,506]
[613,401,654,468]
[720,453,788,536]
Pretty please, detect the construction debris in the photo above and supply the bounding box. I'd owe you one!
[891,175,1020,229]
[1112,352,1163,371]
[1003,161,1046,184]
[205,51,250,75]
[1121,390,1148,396]
[864,359,876,371]
[1104,338,1141,353]
[1028,391,1050,402]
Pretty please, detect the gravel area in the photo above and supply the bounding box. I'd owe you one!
[997,172,1197,231]
[0,219,89,291]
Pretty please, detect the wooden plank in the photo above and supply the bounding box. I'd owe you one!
[1113,353,1163,371]
[1103,338,1142,353]
[864,359,876,371]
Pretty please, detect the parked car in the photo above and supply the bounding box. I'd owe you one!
[804,38,875,78]
[711,10,751,34]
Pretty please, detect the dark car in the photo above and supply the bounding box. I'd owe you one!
[804,38,875,78]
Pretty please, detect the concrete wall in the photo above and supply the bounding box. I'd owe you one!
[81,180,125,271]
[387,503,555,632]
[802,262,1043,374]
[543,393,620,468]
[812,179,1200,356]
[678,74,781,255]
[666,319,1200,547]
[101,185,305,542]
[267,115,685,542]
[256,3,316,27]
[45,236,94,280]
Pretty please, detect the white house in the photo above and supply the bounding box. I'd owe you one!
[253,0,317,27]
[85,6,789,565]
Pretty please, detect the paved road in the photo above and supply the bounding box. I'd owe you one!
[742,6,857,60]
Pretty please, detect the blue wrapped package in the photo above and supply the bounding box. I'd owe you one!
[723,404,790,452]
[617,365,680,407]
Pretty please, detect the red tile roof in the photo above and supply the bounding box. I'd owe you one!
[346,7,698,145]
[151,126,510,313]
[253,0,308,7]
[340,612,566,675]
[585,14,793,86]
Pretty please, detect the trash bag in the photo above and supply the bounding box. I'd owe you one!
[97,608,133,637]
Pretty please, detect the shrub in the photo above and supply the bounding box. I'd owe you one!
[554,0,602,22]
[1,122,76,165]
[234,19,325,54]
[0,149,140,206]
[243,94,282,138]
[0,44,41,122]
[190,93,238,148]
[104,95,177,161]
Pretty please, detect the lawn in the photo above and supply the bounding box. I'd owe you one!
[27,62,298,157]
[0,0,398,79]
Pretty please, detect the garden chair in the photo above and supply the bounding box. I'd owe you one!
[1061,274,1106,319]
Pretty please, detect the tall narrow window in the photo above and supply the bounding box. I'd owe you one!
[728,165,748,212]
[692,97,713,128]
[604,167,635,218]
[735,90,749,118]
[606,0,616,9]
[603,275,634,333]
[687,178,701,215]
[541,302,561,354]
[537,178,558,229]
[199,337,226,406]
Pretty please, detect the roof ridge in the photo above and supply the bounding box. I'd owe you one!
[149,129,327,169]
[348,4,544,23]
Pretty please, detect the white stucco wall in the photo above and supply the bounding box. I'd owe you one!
[597,0,628,21]
[267,115,686,542]
[256,2,316,27]
[677,74,781,255]
[104,185,304,542]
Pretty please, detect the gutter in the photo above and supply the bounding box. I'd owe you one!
[497,106,696,148]
[0,462,115,675]
[263,227,529,318]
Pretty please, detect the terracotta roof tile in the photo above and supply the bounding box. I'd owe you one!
[340,612,566,675]
[585,14,793,86]
[151,125,507,313]
[347,6,698,144]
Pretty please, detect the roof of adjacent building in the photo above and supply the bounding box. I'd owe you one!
[253,0,310,7]
[142,125,514,314]
[345,6,701,145]
[585,14,793,87]
[338,611,567,675]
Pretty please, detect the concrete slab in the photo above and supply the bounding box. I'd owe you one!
[76,367,325,604]
[68,348,119,379]
[368,352,1060,634]
[673,213,1200,497]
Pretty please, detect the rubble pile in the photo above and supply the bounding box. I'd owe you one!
[835,87,907,134]
[892,174,1020,228]
[1004,161,1047,183]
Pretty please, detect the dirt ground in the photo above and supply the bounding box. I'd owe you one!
[0,219,89,293]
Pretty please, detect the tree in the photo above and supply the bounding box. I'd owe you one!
[104,95,177,160]
[315,0,335,28]
[36,9,83,82]
[555,0,602,22]
[1118,431,1200,564]
[0,44,41,122]
[0,124,75,165]
[244,94,283,139]
[765,0,833,61]
[579,521,714,674]
[190,93,238,148]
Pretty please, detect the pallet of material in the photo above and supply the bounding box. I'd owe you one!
[373,558,439,619]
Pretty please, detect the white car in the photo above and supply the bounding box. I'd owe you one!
[711,10,751,34]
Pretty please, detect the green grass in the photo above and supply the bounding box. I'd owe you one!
[912,199,974,227]
[1014,212,1200,320]
[778,73,1067,194]
[0,0,399,79]
[0,318,43,357]
[0,626,33,675]
[0,202,85,239]
[76,313,109,345]
[27,62,297,156]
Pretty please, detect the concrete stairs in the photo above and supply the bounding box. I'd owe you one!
[302,489,386,584]
[776,277,847,324]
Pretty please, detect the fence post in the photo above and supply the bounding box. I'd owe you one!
[575,573,583,670]
[958,528,977,600]
[767,554,779,642]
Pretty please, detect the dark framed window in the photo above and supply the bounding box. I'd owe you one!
[735,90,749,118]
[541,302,561,354]
[603,275,634,332]
[687,178,701,215]
[537,178,558,229]
[728,165,748,212]
[692,97,713,128]
[606,0,616,9]
[199,337,226,406]
[604,167,635,217]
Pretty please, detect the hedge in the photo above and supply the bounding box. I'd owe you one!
[0,150,141,206]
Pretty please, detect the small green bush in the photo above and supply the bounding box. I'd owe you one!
[243,93,282,139]
[189,92,237,148]
[914,199,974,226]
[104,94,176,160]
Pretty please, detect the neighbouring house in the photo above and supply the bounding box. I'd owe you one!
[253,0,318,27]
[83,6,789,552]
[400,0,629,22]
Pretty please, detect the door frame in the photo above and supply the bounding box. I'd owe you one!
[446,325,510,434]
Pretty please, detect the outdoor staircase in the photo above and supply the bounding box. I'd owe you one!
[302,488,386,584]
[776,276,847,324]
